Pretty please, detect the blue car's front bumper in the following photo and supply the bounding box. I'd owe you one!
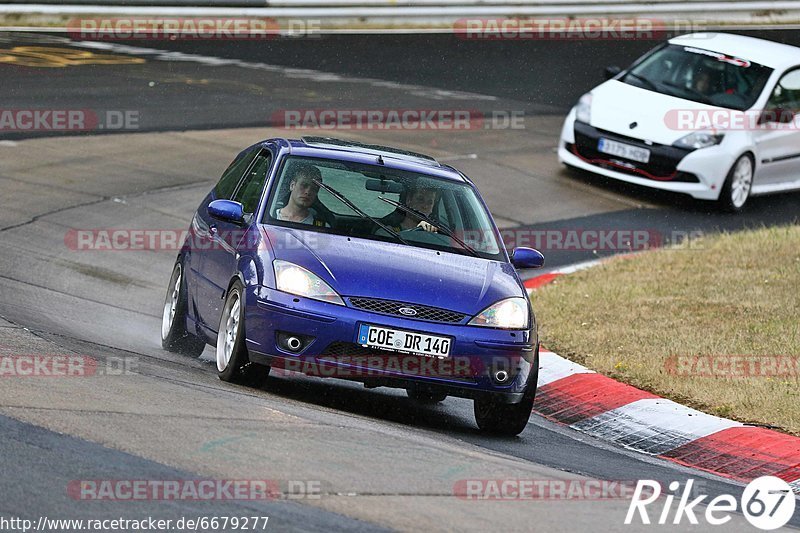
[244,286,538,403]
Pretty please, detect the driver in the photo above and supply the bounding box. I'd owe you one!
[693,70,711,94]
[693,69,721,96]
[380,184,439,233]
[273,164,328,227]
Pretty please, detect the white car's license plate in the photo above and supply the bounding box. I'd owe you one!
[598,138,651,164]
[357,324,451,358]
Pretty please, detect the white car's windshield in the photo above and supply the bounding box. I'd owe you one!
[623,44,773,110]
[264,155,503,259]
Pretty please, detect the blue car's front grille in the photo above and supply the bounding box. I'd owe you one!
[348,297,467,324]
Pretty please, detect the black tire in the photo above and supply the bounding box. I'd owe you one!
[406,388,448,404]
[718,154,754,213]
[161,261,206,357]
[473,346,540,436]
[216,280,270,386]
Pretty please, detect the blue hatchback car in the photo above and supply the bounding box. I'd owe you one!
[161,137,544,435]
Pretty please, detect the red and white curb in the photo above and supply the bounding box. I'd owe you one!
[526,264,800,494]
[523,258,605,294]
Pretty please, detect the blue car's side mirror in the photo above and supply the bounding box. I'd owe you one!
[511,247,545,269]
[208,199,244,224]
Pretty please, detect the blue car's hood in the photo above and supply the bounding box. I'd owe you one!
[264,226,523,315]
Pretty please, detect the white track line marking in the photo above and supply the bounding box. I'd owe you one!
[538,350,594,387]
[572,398,743,456]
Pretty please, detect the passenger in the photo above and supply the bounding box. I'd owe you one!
[274,164,328,227]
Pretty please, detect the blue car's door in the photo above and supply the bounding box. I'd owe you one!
[188,147,259,333]
[201,150,273,334]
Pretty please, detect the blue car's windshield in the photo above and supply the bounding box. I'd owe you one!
[623,44,773,110]
[263,156,503,260]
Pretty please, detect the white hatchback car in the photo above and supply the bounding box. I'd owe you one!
[559,33,800,211]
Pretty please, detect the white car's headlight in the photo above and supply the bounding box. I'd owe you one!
[273,260,344,305]
[469,297,530,329]
[575,93,593,123]
[673,132,724,150]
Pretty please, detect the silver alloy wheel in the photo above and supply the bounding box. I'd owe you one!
[731,156,753,209]
[161,265,181,341]
[216,289,240,372]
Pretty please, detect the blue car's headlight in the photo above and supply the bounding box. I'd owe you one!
[469,297,530,329]
[273,260,344,305]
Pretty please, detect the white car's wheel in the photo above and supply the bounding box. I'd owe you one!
[719,154,753,212]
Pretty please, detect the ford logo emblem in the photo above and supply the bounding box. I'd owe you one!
[398,307,417,316]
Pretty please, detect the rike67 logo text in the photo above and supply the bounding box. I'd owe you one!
[626,477,796,530]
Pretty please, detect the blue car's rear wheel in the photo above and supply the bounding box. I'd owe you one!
[161,261,206,357]
[216,280,270,386]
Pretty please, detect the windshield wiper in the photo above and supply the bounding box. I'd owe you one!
[377,196,479,257]
[311,179,410,246]
[625,71,659,91]
[661,80,713,104]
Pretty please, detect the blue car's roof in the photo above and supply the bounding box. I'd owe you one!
[259,137,467,182]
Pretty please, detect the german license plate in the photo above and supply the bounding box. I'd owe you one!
[598,138,651,163]
[356,324,451,358]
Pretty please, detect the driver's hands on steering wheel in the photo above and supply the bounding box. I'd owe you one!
[417,221,438,233]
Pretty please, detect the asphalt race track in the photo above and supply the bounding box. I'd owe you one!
[1,29,799,531]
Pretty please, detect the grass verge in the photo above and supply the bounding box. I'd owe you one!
[532,224,800,435]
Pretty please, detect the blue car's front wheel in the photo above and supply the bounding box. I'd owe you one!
[473,392,535,436]
[216,280,270,386]
[473,345,539,436]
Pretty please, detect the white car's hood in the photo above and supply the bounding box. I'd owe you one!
[588,80,724,146]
